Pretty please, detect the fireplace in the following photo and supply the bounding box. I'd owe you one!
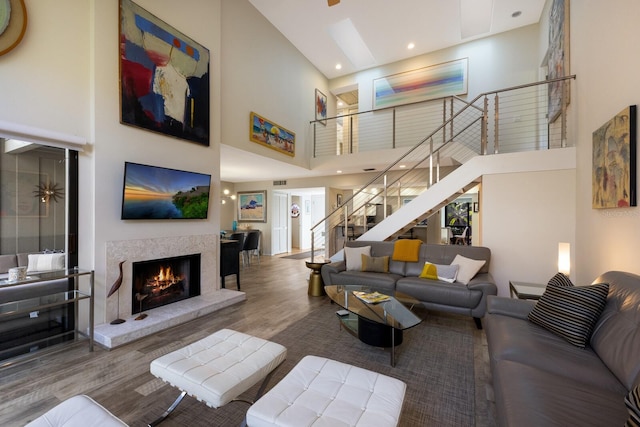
[131,254,201,314]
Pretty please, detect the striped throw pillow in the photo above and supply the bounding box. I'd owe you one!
[528,282,609,348]
[547,272,574,287]
[626,384,640,427]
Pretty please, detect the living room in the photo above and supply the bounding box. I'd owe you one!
[1,0,640,425]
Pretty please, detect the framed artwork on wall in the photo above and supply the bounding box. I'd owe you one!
[592,105,637,209]
[373,58,468,109]
[249,112,295,157]
[315,89,327,125]
[238,190,267,222]
[119,0,210,146]
[547,0,570,123]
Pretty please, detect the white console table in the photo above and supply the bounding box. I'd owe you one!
[0,268,94,365]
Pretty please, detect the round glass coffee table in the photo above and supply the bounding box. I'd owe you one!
[324,284,422,367]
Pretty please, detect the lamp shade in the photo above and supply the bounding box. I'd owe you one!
[558,242,570,276]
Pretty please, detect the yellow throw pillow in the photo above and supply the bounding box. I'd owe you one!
[361,254,389,273]
[419,263,438,280]
[392,239,422,262]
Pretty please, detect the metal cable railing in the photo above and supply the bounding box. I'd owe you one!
[310,75,576,260]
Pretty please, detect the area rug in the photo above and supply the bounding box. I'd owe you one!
[280,251,312,259]
[140,304,477,426]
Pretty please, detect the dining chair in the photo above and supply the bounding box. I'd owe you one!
[242,231,261,266]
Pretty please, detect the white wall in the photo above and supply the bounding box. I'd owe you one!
[483,168,576,296]
[571,0,640,284]
[329,24,540,111]
[0,1,223,325]
[220,0,331,171]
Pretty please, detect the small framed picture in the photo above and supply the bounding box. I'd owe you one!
[473,202,479,213]
[238,190,267,222]
[337,193,343,206]
[315,89,327,126]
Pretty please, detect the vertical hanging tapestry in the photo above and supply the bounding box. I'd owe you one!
[592,105,637,208]
[119,0,210,146]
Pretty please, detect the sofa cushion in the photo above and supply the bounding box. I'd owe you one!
[492,359,627,427]
[451,254,485,285]
[344,246,370,271]
[484,308,627,394]
[528,282,609,348]
[419,263,459,283]
[626,384,640,427]
[590,271,640,390]
[361,254,389,273]
[391,239,421,262]
[0,254,18,274]
[329,271,400,293]
[27,253,66,273]
[396,277,482,309]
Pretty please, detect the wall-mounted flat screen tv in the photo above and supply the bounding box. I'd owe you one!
[121,162,211,220]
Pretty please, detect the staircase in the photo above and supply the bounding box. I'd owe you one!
[310,75,576,260]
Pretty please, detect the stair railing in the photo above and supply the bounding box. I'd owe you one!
[310,75,576,261]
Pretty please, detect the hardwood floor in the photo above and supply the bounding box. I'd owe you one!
[0,253,495,426]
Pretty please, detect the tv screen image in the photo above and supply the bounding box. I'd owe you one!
[121,162,211,220]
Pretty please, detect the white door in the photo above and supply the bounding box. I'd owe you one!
[272,192,288,255]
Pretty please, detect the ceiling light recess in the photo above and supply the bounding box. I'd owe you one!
[328,18,376,69]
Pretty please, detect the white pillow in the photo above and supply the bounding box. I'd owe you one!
[451,254,485,285]
[344,246,371,271]
[27,253,66,273]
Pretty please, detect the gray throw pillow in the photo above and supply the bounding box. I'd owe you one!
[528,282,609,348]
[625,384,640,427]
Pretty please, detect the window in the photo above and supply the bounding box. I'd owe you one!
[0,139,78,267]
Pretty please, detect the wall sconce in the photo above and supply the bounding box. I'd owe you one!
[558,242,570,276]
[221,188,236,205]
[33,182,64,203]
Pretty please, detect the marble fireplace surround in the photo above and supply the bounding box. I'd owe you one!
[94,234,245,348]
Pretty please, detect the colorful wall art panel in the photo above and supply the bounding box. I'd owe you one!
[250,112,295,157]
[373,58,468,109]
[592,105,637,208]
[119,0,210,146]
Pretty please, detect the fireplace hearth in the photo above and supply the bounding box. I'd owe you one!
[132,254,201,314]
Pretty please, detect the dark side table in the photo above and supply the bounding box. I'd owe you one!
[509,280,546,300]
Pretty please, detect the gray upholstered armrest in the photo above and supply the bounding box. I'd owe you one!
[486,295,536,320]
[320,261,345,286]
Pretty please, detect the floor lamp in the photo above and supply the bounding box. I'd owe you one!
[107,260,126,325]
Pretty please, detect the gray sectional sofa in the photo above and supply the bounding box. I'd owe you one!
[320,240,496,328]
[483,270,640,426]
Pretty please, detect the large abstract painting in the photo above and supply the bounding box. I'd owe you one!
[373,58,468,109]
[547,0,570,123]
[119,0,210,146]
[592,105,637,209]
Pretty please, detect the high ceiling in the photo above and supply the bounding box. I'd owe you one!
[222,0,546,182]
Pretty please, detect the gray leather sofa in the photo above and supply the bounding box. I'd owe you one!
[483,271,640,426]
[321,240,496,328]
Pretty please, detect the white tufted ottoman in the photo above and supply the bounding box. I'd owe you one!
[149,329,287,425]
[246,355,406,427]
[25,395,127,427]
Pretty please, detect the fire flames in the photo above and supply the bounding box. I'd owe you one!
[146,266,184,293]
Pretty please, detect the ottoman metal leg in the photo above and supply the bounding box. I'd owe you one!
[147,390,187,427]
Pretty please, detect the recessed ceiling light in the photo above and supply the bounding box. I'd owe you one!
[335,63,342,70]
[512,11,522,18]
[337,101,344,107]
[407,43,415,50]
[337,170,343,174]
[399,164,406,168]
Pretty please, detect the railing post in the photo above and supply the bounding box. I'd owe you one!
[449,97,454,143]
[481,95,488,155]
[310,230,315,261]
[442,99,447,146]
[392,108,396,149]
[494,93,499,154]
[343,205,349,244]
[313,123,317,157]
[561,79,567,148]
[349,116,354,154]
[383,175,388,219]
[429,137,434,186]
